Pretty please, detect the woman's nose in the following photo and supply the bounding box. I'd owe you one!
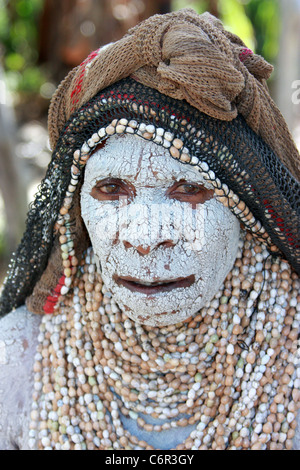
[119,201,177,255]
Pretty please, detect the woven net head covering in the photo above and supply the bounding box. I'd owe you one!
[0,8,299,317]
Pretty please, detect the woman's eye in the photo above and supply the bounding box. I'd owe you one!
[98,183,121,194]
[169,182,214,204]
[176,184,201,194]
[91,179,134,201]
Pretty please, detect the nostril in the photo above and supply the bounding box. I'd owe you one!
[123,241,151,255]
[159,240,174,249]
[123,241,132,250]
[136,245,151,255]
[123,239,175,254]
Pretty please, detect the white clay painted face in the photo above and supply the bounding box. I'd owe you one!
[81,134,240,326]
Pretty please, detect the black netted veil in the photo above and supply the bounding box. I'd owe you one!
[0,78,299,317]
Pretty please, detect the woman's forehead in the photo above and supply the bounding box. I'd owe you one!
[84,134,210,186]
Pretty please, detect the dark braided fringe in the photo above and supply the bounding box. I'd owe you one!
[1,78,299,317]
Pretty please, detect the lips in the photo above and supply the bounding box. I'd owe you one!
[115,275,195,294]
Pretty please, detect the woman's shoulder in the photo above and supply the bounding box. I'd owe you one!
[0,305,41,449]
[0,305,41,368]
[0,303,41,336]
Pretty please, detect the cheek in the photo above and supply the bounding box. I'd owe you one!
[186,201,240,273]
[81,191,118,259]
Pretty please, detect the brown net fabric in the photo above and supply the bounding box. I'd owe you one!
[0,78,299,317]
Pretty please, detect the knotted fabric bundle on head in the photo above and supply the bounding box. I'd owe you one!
[49,8,299,179]
[0,8,299,317]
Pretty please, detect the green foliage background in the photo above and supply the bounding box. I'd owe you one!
[0,0,45,93]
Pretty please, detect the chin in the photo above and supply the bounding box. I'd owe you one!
[124,308,194,327]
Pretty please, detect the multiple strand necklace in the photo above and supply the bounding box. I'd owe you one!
[29,232,300,450]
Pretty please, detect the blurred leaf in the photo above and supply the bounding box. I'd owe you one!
[219,0,255,50]
[20,66,46,92]
[16,0,37,18]
[0,7,9,37]
[244,0,280,65]
[0,0,45,93]
[172,0,209,14]
[5,52,25,71]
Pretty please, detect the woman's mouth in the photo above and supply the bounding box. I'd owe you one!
[114,275,195,294]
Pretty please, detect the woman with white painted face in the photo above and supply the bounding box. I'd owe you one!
[0,9,299,451]
[81,134,240,327]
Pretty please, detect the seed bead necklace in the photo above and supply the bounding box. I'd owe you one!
[29,232,300,450]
